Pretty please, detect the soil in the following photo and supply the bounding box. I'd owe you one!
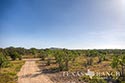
[17,59,54,83]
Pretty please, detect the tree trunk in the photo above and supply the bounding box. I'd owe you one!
[65,60,69,71]
[122,65,125,81]
[59,62,63,71]
[47,58,51,66]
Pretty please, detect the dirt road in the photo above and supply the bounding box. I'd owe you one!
[18,59,53,83]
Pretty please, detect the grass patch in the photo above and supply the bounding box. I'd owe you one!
[0,60,25,83]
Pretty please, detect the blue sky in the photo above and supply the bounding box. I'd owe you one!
[0,0,125,49]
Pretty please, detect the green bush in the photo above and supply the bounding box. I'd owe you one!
[0,53,10,68]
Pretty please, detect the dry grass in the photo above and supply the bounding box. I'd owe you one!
[36,56,118,83]
[0,60,25,83]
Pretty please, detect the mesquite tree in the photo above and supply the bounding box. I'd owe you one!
[0,53,9,72]
[39,50,46,61]
[54,49,77,71]
[111,55,125,81]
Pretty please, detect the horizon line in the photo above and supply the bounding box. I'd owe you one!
[0,46,125,50]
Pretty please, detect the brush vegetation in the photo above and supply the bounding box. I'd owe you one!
[0,47,125,83]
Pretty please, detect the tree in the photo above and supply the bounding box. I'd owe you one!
[0,53,9,71]
[97,53,106,63]
[39,50,46,60]
[86,50,98,57]
[9,52,19,60]
[64,49,75,71]
[54,49,77,71]
[70,50,78,63]
[87,50,106,64]
[86,57,93,66]
[18,54,22,60]
[30,48,38,57]
[85,50,95,66]
[54,50,65,71]
[111,55,125,81]
[44,49,54,66]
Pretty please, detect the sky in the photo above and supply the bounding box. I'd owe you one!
[0,0,125,49]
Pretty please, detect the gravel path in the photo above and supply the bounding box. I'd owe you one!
[18,59,53,83]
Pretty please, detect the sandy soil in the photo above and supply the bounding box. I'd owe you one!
[17,59,53,83]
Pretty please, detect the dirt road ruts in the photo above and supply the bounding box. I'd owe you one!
[18,59,53,83]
